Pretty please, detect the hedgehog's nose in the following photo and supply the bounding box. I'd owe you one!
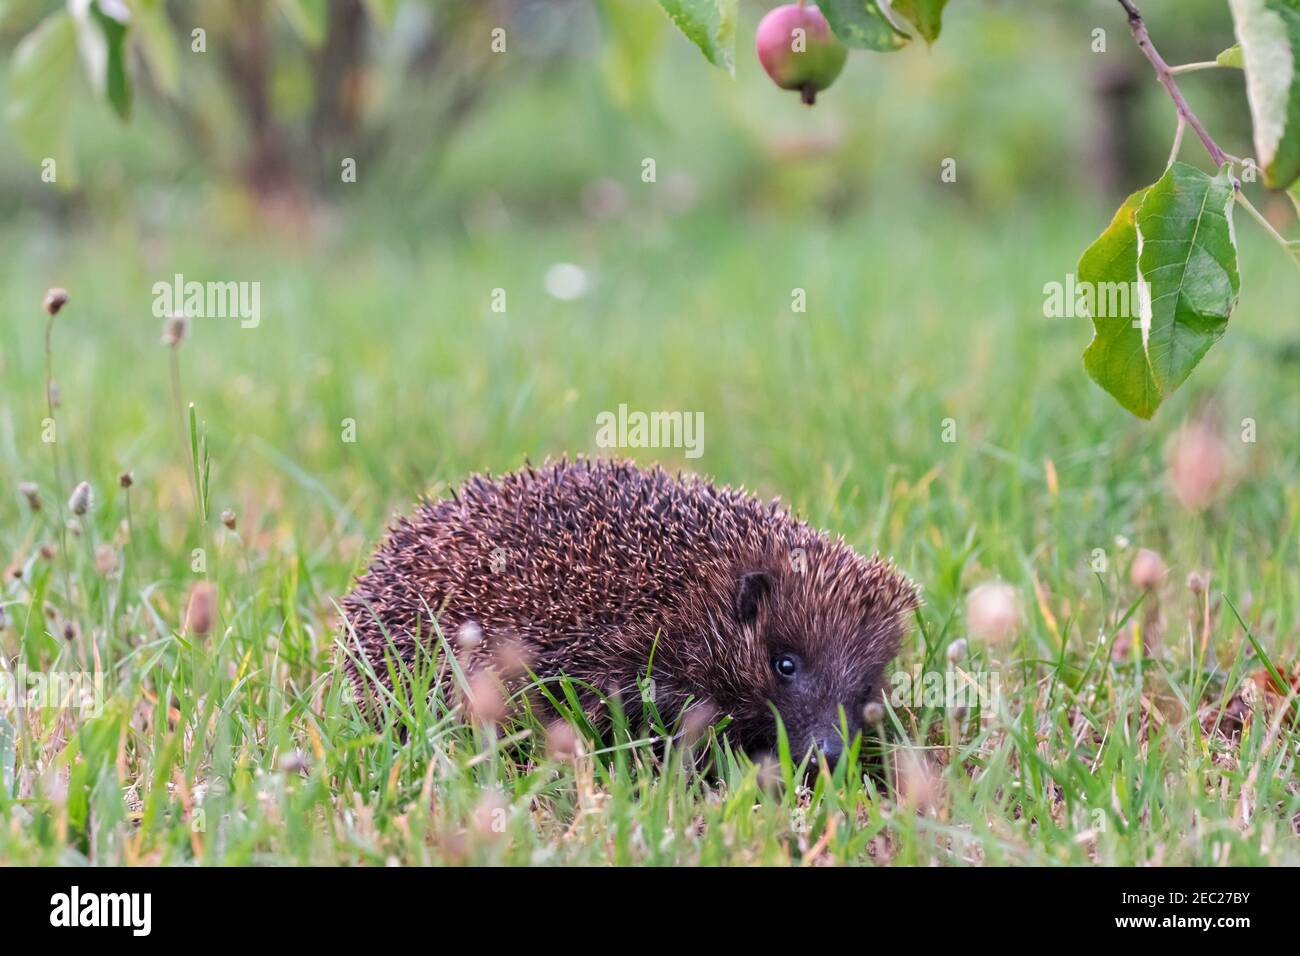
[814,736,843,765]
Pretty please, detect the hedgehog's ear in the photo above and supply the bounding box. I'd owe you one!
[735,571,771,625]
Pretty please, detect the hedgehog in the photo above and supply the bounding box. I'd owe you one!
[341,458,919,761]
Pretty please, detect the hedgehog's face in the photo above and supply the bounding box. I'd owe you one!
[725,560,910,763]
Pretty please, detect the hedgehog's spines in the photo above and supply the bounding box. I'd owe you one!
[342,457,918,743]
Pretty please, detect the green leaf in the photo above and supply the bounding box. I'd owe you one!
[890,0,949,45]
[91,0,131,119]
[69,0,131,120]
[1289,179,1300,214]
[656,0,736,74]
[1081,187,1161,419]
[1216,43,1245,68]
[133,0,179,97]
[1136,163,1239,395]
[599,0,665,109]
[276,0,329,46]
[66,0,130,120]
[1228,0,1300,189]
[1081,165,1241,418]
[820,0,910,51]
[5,10,79,188]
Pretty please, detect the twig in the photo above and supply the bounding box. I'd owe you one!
[1236,191,1300,269]
[1116,0,1230,169]
[1168,61,1221,76]
[1119,0,1300,272]
[1166,114,1186,169]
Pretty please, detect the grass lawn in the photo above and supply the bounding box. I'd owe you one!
[0,193,1297,865]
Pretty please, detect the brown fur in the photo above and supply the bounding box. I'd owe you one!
[341,458,918,755]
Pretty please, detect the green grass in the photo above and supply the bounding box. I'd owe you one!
[0,192,1297,866]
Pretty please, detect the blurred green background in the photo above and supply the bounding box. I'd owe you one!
[0,0,1295,594]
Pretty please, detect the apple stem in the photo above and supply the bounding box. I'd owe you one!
[801,84,817,105]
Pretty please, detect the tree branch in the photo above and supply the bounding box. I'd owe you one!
[1118,2,1300,270]
[1116,0,1231,170]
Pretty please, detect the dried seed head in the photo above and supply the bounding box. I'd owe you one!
[221,508,237,531]
[19,481,42,512]
[897,749,941,814]
[161,312,189,347]
[1187,570,1208,595]
[185,581,217,636]
[946,637,968,663]
[118,471,134,489]
[278,750,310,774]
[68,481,92,517]
[94,544,118,577]
[862,701,885,725]
[62,620,79,642]
[754,754,781,791]
[1168,417,1229,511]
[456,620,483,648]
[581,177,628,220]
[681,700,720,747]
[39,543,56,561]
[470,790,509,840]
[965,581,1020,643]
[1130,548,1167,591]
[545,720,581,761]
[488,636,532,682]
[463,670,506,724]
[1110,623,1138,661]
[43,288,69,316]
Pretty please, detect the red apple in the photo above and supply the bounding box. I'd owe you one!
[756,4,848,105]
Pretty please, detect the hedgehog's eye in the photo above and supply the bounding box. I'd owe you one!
[773,654,799,680]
